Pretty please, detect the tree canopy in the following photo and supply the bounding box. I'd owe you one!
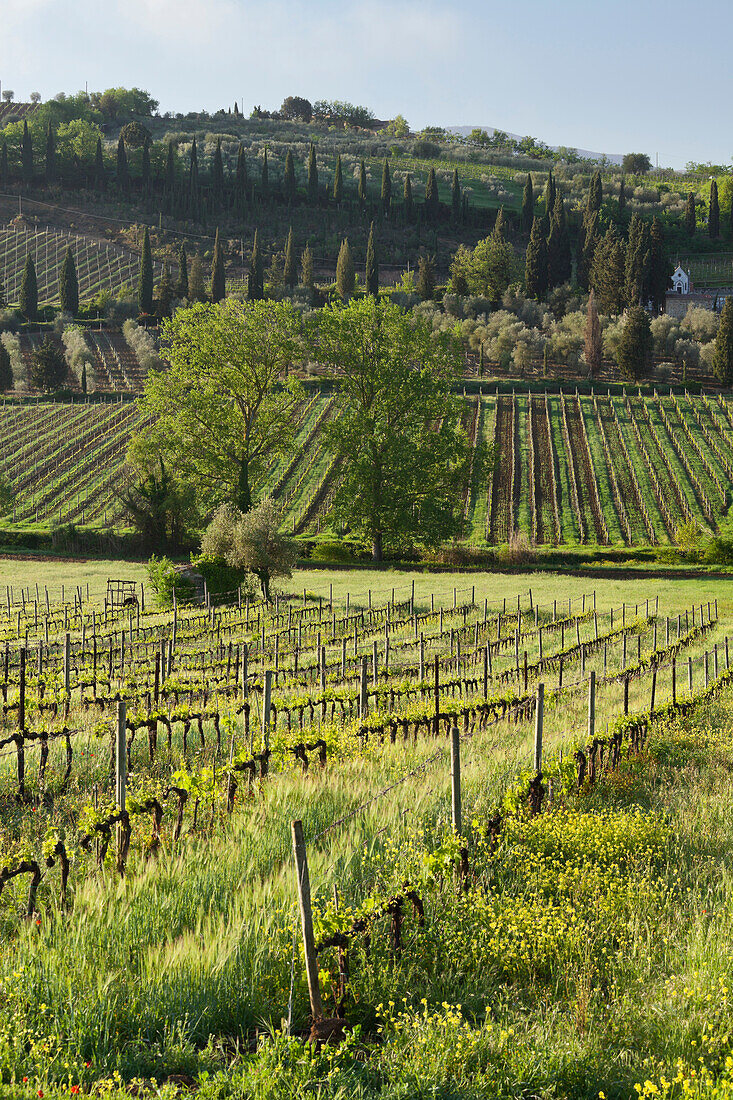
[130,299,303,517]
[309,297,471,561]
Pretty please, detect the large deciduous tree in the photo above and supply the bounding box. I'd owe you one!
[201,498,296,601]
[130,299,302,516]
[310,297,471,561]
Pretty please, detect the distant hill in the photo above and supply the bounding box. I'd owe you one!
[448,126,624,165]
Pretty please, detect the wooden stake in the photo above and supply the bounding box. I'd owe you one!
[291,820,323,1023]
[534,682,544,774]
[450,726,461,833]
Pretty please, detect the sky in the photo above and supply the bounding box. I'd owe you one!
[1,0,731,171]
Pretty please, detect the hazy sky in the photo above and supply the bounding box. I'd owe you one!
[2,0,730,170]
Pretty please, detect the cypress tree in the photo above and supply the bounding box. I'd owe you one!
[425,166,440,222]
[0,278,6,307]
[300,243,314,289]
[19,254,38,320]
[587,169,603,214]
[21,121,33,181]
[0,341,13,391]
[618,175,626,214]
[543,170,556,216]
[358,159,367,206]
[81,362,87,395]
[0,143,8,187]
[685,192,696,236]
[577,209,600,291]
[94,137,106,191]
[283,149,296,204]
[617,305,652,381]
[709,179,720,238]
[730,193,733,239]
[176,243,189,300]
[525,216,549,300]
[59,247,78,315]
[284,227,297,288]
[547,192,572,287]
[417,254,435,301]
[30,337,66,391]
[138,227,153,315]
[189,255,206,301]
[141,139,151,195]
[212,137,224,200]
[157,264,174,318]
[333,154,343,203]
[713,297,733,383]
[45,123,56,183]
[381,158,391,212]
[451,169,461,222]
[116,135,128,192]
[648,216,669,315]
[624,212,650,308]
[365,222,378,297]
[164,141,175,192]
[336,239,355,299]
[247,230,264,300]
[261,148,269,199]
[403,173,413,222]
[584,289,602,377]
[493,206,507,241]
[307,144,318,203]
[591,226,626,315]
[188,137,200,217]
[210,227,226,303]
[235,144,248,208]
[521,173,534,234]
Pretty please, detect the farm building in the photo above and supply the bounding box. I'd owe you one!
[665,265,732,317]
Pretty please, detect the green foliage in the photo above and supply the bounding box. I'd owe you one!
[712,297,733,383]
[424,166,440,221]
[0,340,12,390]
[248,230,264,301]
[137,227,153,315]
[616,305,652,381]
[59,246,78,315]
[132,298,302,515]
[365,223,378,298]
[336,238,355,300]
[416,254,435,301]
[332,153,343,203]
[591,226,626,314]
[30,336,66,391]
[201,498,296,600]
[685,191,696,236]
[307,143,318,203]
[381,157,391,211]
[283,226,297,288]
[709,179,720,238]
[192,553,246,601]
[145,554,194,608]
[311,296,470,559]
[176,243,189,300]
[119,455,196,550]
[283,149,296,203]
[449,231,515,302]
[19,253,38,320]
[524,216,548,300]
[622,152,652,174]
[210,228,226,304]
[520,172,533,233]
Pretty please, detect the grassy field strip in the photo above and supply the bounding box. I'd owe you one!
[609,395,668,541]
[675,391,733,491]
[640,395,711,528]
[658,395,722,523]
[622,394,681,537]
[588,391,632,543]
[515,394,531,539]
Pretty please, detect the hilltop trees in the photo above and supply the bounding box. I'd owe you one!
[131,299,302,515]
[311,297,470,561]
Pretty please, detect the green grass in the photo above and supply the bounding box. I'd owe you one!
[579,396,625,545]
[547,395,581,543]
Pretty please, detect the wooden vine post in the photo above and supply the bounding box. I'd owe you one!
[116,699,126,872]
[262,670,273,750]
[534,682,544,775]
[291,819,323,1023]
[587,670,596,740]
[450,726,461,833]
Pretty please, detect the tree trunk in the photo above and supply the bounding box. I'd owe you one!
[237,458,251,513]
[372,530,382,562]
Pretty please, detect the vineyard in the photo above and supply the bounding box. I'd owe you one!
[3,386,731,545]
[0,226,162,305]
[1,568,733,1096]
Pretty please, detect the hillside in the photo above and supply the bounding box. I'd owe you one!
[4,385,732,549]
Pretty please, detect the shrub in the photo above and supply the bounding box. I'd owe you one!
[146,555,194,608]
[192,553,248,603]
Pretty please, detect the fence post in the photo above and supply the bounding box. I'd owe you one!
[360,656,369,720]
[534,683,544,774]
[64,631,71,695]
[291,820,323,1023]
[450,726,461,833]
[623,673,629,715]
[419,633,425,681]
[241,643,248,698]
[650,667,657,714]
[672,659,676,706]
[483,644,488,697]
[116,699,126,810]
[154,649,160,705]
[705,650,709,689]
[587,670,596,740]
[688,655,693,695]
[433,654,440,735]
[262,669,273,749]
[18,648,25,730]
